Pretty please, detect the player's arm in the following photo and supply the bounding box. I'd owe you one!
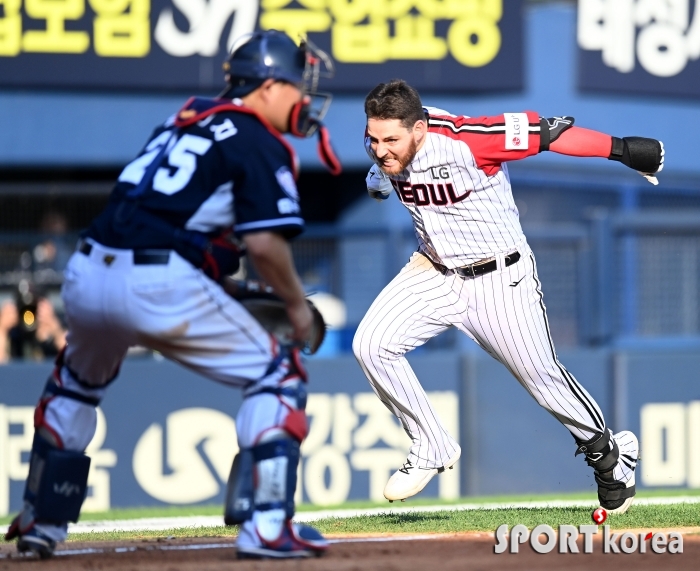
[243,231,312,342]
[544,123,665,185]
[229,126,311,341]
[429,111,542,175]
[433,111,664,184]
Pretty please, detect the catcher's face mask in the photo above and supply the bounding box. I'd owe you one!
[288,38,334,138]
[288,38,341,175]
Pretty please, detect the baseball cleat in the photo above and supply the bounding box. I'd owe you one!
[5,515,57,560]
[596,431,639,515]
[383,447,461,502]
[236,519,328,560]
[17,529,56,560]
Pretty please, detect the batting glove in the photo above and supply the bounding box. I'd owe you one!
[366,164,393,201]
[639,141,664,186]
[609,137,665,186]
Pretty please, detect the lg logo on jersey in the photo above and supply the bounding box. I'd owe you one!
[392,180,471,206]
[429,166,451,180]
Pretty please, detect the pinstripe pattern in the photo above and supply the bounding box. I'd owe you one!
[353,254,461,468]
[371,107,536,268]
[356,105,610,470]
[353,247,608,470]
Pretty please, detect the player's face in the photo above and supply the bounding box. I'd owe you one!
[367,118,426,176]
[266,81,305,133]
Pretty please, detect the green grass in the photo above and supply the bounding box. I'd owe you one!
[3,489,700,541]
[59,503,700,542]
[67,526,240,543]
[4,487,698,526]
[312,503,700,535]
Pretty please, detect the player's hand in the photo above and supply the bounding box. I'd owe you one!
[286,299,313,343]
[0,301,18,333]
[35,299,67,350]
[638,141,664,185]
[366,164,393,201]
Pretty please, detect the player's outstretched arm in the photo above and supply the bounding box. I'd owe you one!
[548,125,665,185]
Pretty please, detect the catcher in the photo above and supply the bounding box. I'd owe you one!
[4,30,335,560]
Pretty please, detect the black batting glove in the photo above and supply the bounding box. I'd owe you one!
[608,137,665,185]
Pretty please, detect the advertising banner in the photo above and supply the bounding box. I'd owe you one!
[0,356,460,515]
[2,349,699,516]
[578,0,700,98]
[0,0,523,92]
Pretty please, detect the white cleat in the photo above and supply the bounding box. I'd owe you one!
[383,447,461,502]
[596,431,639,515]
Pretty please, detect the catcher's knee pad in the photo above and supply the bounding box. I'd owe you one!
[247,379,308,442]
[246,350,308,419]
[35,373,102,451]
[224,436,300,525]
[273,376,308,411]
[24,433,91,524]
[575,429,619,473]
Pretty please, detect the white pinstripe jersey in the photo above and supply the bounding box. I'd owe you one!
[367,107,543,268]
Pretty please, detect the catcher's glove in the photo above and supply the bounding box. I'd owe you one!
[222,279,326,354]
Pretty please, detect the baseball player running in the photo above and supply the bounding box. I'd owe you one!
[4,31,340,560]
[353,80,664,513]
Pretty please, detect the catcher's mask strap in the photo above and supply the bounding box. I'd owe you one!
[317,124,342,175]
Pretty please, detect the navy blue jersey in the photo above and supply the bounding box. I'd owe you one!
[86,98,303,249]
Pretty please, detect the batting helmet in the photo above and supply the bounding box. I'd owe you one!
[221,30,334,137]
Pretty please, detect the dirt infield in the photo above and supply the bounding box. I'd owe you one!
[1,532,699,571]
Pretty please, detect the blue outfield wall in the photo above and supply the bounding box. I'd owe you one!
[1,348,699,516]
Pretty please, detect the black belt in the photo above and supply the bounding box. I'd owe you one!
[436,251,521,278]
[78,241,171,265]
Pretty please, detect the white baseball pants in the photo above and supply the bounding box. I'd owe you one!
[46,239,297,455]
[353,244,606,469]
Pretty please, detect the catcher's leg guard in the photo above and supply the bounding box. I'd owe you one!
[5,355,102,557]
[24,433,91,523]
[4,433,91,558]
[225,375,307,525]
[225,436,300,524]
[234,435,327,559]
[224,449,255,525]
[232,361,328,558]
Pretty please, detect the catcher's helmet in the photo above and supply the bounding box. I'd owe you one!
[221,30,334,137]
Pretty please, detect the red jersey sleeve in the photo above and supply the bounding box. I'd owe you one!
[427,111,541,176]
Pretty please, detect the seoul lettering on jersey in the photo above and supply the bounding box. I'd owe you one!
[391,180,472,206]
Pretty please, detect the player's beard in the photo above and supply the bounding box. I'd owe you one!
[379,138,418,176]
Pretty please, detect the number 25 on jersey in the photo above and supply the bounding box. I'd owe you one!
[118,131,213,195]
